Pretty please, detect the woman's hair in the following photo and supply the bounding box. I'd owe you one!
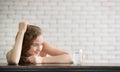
[19,25,42,64]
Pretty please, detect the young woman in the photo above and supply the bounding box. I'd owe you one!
[6,21,73,65]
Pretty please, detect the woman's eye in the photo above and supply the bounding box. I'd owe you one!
[32,43,43,48]
[32,44,38,47]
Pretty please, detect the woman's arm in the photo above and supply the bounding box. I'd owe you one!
[42,54,73,64]
[41,42,73,64]
[6,21,28,65]
[27,42,73,64]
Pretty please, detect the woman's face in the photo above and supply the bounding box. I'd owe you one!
[28,35,44,56]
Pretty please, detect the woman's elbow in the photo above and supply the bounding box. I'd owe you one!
[6,52,19,65]
[9,60,19,65]
[6,56,19,65]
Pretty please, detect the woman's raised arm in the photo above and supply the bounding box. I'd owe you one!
[6,21,28,65]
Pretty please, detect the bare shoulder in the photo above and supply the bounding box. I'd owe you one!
[43,42,68,56]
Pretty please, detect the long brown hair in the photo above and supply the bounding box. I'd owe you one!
[19,25,42,64]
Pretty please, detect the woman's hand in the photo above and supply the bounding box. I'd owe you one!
[27,55,43,64]
[19,21,29,33]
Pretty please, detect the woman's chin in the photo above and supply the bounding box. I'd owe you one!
[35,52,40,55]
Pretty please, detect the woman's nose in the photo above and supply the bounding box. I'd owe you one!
[37,45,43,51]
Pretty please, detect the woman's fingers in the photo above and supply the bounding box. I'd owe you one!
[27,55,43,64]
[19,20,29,32]
[27,55,37,63]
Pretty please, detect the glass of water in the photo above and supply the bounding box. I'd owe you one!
[73,49,83,65]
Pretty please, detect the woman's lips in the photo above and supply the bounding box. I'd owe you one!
[35,51,40,55]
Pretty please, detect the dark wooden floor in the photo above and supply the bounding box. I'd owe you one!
[0,63,120,72]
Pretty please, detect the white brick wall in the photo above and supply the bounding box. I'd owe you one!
[0,0,120,65]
